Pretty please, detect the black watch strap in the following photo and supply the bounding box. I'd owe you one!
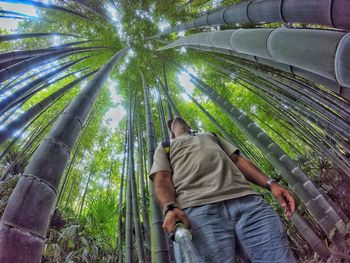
[163,202,179,218]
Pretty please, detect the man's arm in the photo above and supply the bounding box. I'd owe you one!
[153,171,191,233]
[153,171,177,207]
[230,153,296,218]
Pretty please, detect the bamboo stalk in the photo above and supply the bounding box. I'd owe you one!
[0,48,128,262]
[160,28,350,90]
[0,47,102,84]
[0,70,96,146]
[117,122,127,263]
[125,89,133,263]
[129,94,146,263]
[1,0,89,20]
[0,44,98,64]
[141,71,171,263]
[151,0,350,38]
[0,55,90,115]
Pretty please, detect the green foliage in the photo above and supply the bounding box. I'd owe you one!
[1,150,28,176]
[1,1,349,261]
[0,28,12,51]
[81,195,119,248]
[0,176,18,216]
[43,208,118,263]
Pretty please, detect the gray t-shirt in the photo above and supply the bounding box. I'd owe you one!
[149,132,258,208]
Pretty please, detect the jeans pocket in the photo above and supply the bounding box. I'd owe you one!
[184,203,218,217]
[184,203,220,231]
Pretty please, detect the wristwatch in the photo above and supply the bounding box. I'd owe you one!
[163,202,179,218]
[265,178,277,191]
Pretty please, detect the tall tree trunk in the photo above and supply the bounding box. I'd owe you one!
[124,169,133,263]
[205,61,346,156]
[141,71,171,263]
[0,57,29,69]
[117,124,128,263]
[0,43,97,64]
[0,47,101,84]
[0,118,42,176]
[155,83,170,141]
[138,115,151,243]
[125,93,133,263]
[154,74,181,117]
[163,64,173,121]
[7,67,90,111]
[78,168,93,215]
[206,59,350,172]
[0,104,68,181]
[0,55,90,115]
[142,140,149,190]
[159,28,350,90]
[151,1,350,38]
[154,80,176,263]
[0,60,66,95]
[56,108,95,207]
[0,32,81,42]
[212,55,350,124]
[0,70,96,146]
[128,94,146,263]
[64,170,78,209]
[0,104,22,125]
[291,213,330,259]
[0,9,43,21]
[1,0,89,20]
[0,48,128,262]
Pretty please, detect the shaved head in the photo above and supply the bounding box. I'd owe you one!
[168,117,190,138]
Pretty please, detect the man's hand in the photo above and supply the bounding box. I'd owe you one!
[270,183,296,218]
[163,208,191,233]
[230,154,297,218]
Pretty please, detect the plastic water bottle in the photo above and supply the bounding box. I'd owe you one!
[174,224,204,263]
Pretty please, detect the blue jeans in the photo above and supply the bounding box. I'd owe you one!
[174,194,296,263]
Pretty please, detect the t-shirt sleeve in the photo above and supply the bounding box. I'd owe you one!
[149,144,172,181]
[216,135,239,156]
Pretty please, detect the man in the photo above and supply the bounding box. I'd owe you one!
[149,117,296,262]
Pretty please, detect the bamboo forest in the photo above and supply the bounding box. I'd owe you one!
[0,0,350,262]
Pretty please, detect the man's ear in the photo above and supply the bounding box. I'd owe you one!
[171,132,175,139]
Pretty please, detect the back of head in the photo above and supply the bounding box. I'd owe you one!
[168,117,190,138]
